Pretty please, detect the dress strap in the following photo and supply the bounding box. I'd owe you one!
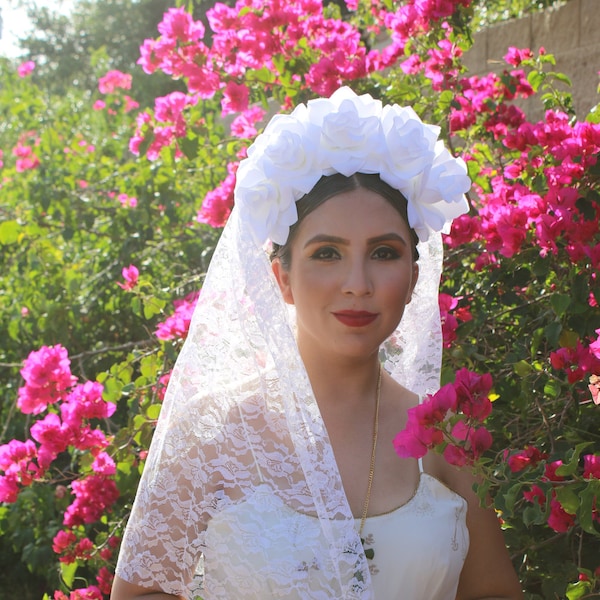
[417,395,425,474]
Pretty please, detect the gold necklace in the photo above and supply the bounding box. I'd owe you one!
[359,364,382,539]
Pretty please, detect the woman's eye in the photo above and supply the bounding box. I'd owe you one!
[311,246,340,260]
[372,246,400,260]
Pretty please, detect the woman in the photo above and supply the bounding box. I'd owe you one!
[111,87,523,599]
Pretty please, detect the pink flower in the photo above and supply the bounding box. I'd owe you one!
[63,475,120,527]
[17,345,76,414]
[117,264,139,291]
[523,485,546,506]
[583,455,600,479]
[60,380,115,426]
[158,7,205,42]
[221,81,250,116]
[17,60,35,77]
[68,585,103,600]
[507,446,548,473]
[453,368,493,421]
[12,142,40,172]
[92,100,106,111]
[52,529,76,554]
[547,497,576,532]
[96,566,114,595]
[117,193,138,208]
[98,69,132,94]
[91,451,116,475]
[197,162,237,228]
[30,413,74,469]
[544,460,565,482]
[0,439,40,501]
[230,106,266,139]
[155,291,200,341]
[590,329,600,359]
[503,47,534,67]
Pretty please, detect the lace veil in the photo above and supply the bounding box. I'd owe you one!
[115,88,469,599]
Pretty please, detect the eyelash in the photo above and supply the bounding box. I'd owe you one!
[309,246,401,261]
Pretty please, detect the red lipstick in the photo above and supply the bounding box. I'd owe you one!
[333,310,378,327]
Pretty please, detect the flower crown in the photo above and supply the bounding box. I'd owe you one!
[234,87,471,246]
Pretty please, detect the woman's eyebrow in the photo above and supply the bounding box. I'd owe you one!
[303,234,348,248]
[367,233,408,246]
[303,232,408,248]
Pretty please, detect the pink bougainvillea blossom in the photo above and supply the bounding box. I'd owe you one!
[117,264,139,291]
[63,475,120,527]
[91,451,116,475]
[547,496,576,532]
[221,81,250,116]
[0,439,40,502]
[17,60,35,77]
[117,193,138,208]
[394,368,493,466]
[230,105,266,139]
[155,291,200,341]
[17,345,76,414]
[504,46,534,67]
[12,142,40,172]
[550,341,600,384]
[98,69,132,94]
[590,328,600,359]
[507,446,549,473]
[197,162,238,228]
[583,454,600,479]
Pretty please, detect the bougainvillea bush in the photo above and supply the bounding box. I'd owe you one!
[0,1,599,598]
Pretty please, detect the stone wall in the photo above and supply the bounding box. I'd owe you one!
[463,0,600,120]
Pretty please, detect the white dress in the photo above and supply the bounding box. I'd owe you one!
[201,462,469,599]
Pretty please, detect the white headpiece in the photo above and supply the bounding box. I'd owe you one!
[115,87,470,599]
[235,86,470,245]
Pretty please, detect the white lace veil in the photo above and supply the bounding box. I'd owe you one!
[115,88,469,599]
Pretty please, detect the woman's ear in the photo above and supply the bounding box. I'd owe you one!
[407,262,419,304]
[271,258,294,304]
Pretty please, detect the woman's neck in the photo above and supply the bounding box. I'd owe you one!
[298,343,382,411]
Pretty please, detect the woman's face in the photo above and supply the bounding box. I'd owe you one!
[272,188,419,363]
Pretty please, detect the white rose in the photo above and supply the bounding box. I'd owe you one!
[235,160,296,245]
[379,105,439,188]
[317,99,384,176]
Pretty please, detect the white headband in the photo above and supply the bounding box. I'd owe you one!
[234,86,471,245]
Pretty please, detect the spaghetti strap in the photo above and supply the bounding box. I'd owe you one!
[418,456,424,473]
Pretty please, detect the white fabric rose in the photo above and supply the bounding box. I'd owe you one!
[234,86,471,245]
[235,161,298,245]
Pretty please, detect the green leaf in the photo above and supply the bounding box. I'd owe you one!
[555,485,580,514]
[527,70,545,92]
[0,220,20,245]
[578,482,600,534]
[543,379,561,399]
[146,403,162,420]
[550,293,571,317]
[566,580,591,600]
[556,442,593,477]
[143,297,166,320]
[60,560,78,587]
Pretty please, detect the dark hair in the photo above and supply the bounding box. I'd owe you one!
[271,172,420,269]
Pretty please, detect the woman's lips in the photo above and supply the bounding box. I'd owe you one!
[332,311,378,327]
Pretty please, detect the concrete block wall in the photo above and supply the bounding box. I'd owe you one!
[462,0,600,120]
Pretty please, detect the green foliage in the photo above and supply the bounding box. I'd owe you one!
[14,0,181,106]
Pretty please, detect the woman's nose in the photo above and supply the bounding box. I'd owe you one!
[341,259,373,296]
